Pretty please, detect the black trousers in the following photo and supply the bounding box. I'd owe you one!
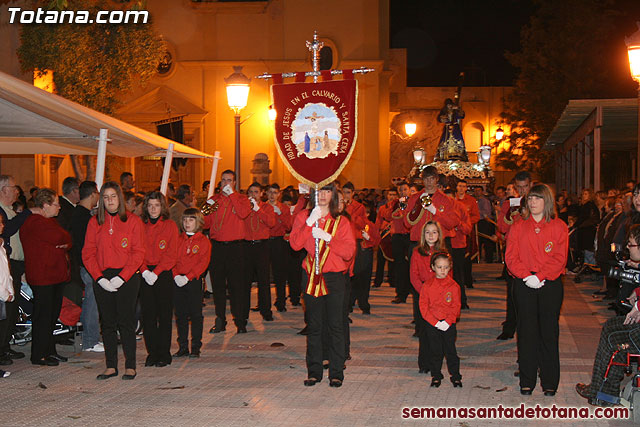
[0,259,24,353]
[174,278,204,353]
[374,247,394,287]
[417,310,430,371]
[425,322,461,381]
[351,246,373,312]
[303,272,346,382]
[287,247,304,305]
[246,240,272,317]
[342,273,352,358]
[93,269,140,370]
[268,237,288,309]
[210,240,247,327]
[477,219,496,263]
[140,269,173,364]
[501,271,517,335]
[451,247,468,306]
[30,282,64,362]
[392,234,410,300]
[513,277,563,391]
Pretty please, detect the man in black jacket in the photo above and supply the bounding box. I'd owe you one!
[56,177,80,232]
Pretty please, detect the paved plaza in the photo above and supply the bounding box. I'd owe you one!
[1,264,636,426]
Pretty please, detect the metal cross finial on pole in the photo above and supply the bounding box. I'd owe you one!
[306,31,324,83]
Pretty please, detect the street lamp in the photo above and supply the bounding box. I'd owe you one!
[225,66,251,190]
[495,127,504,141]
[413,147,425,165]
[405,122,417,137]
[478,145,492,166]
[268,104,277,121]
[626,23,640,182]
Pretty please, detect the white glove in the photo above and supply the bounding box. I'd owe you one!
[362,231,370,241]
[435,320,448,331]
[312,227,332,242]
[174,275,189,287]
[222,184,234,196]
[306,206,323,227]
[298,183,310,194]
[251,199,260,211]
[98,278,116,292]
[273,205,281,215]
[110,276,125,290]
[206,199,215,206]
[426,204,437,215]
[142,270,158,286]
[524,275,542,289]
[289,206,295,215]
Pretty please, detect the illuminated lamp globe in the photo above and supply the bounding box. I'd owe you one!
[405,122,417,137]
[225,66,251,113]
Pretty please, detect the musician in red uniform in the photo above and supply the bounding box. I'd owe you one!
[444,189,472,309]
[505,183,568,396]
[373,187,397,288]
[245,182,276,321]
[350,206,380,314]
[173,208,211,358]
[266,183,294,310]
[388,181,412,304]
[290,183,355,388]
[82,182,145,381]
[140,191,178,368]
[497,171,532,341]
[203,170,252,334]
[455,180,480,289]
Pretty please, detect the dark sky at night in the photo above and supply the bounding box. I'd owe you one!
[390,0,640,90]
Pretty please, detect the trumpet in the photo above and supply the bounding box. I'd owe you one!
[420,194,432,208]
[200,199,218,216]
[398,196,408,210]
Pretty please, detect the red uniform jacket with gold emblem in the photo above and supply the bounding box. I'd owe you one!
[419,275,461,327]
[82,212,145,281]
[244,202,276,241]
[450,200,472,249]
[505,216,568,282]
[388,201,411,234]
[404,190,460,241]
[268,201,292,237]
[289,210,356,273]
[360,219,381,249]
[141,219,178,274]
[173,232,212,280]
[203,192,252,242]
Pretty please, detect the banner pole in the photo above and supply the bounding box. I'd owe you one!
[207,151,221,199]
[315,184,320,275]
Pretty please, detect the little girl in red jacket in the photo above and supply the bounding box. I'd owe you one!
[419,251,462,388]
[172,208,211,358]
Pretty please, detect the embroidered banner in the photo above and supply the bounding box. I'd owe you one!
[271,78,358,187]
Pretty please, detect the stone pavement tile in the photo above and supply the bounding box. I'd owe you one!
[0,264,634,426]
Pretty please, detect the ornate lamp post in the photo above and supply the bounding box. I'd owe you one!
[626,23,640,180]
[225,66,251,190]
[495,127,504,142]
[413,147,425,165]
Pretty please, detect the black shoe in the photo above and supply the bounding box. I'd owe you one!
[430,378,441,388]
[155,360,170,367]
[291,301,301,307]
[5,349,25,360]
[145,355,157,367]
[276,306,287,312]
[576,383,592,400]
[263,314,274,321]
[203,291,212,299]
[189,351,200,358]
[496,332,514,340]
[466,285,474,289]
[298,326,309,335]
[452,380,463,388]
[250,306,260,312]
[362,309,371,315]
[418,368,429,374]
[122,370,137,380]
[329,379,343,388]
[209,318,226,334]
[0,356,12,366]
[237,325,247,334]
[96,369,118,380]
[304,377,321,386]
[49,353,68,362]
[391,298,405,304]
[543,390,556,396]
[173,348,190,358]
[32,357,59,366]
[520,387,532,395]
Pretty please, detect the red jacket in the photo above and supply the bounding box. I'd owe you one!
[20,214,72,286]
[388,202,411,234]
[419,275,460,327]
[450,200,472,249]
[82,212,145,282]
[346,200,367,231]
[173,232,212,281]
[410,247,435,293]
[268,201,292,237]
[457,194,480,226]
[244,202,276,241]
[498,199,523,236]
[141,218,179,274]
[505,216,568,282]
[289,210,355,273]
[360,219,381,249]
[203,192,252,242]
[404,190,460,241]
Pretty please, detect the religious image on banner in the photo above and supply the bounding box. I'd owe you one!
[292,104,340,159]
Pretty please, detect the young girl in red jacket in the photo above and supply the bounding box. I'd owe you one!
[172,208,211,358]
[419,251,462,388]
[410,220,445,374]
[140,191,179,368]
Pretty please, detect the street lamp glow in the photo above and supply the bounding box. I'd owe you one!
[478,145,492,165]
[626,23,640,83]
[405,122,417,137]
[495,127,504,141]
[268,104,277,121]
[413,148,425,164]
[225,66,251,113]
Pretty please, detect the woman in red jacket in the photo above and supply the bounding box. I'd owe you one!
[173,208,211,358]
[82,182,145,381]
[20,188,72,366]
[289,183,355,388]
[505,183,568,396]
[140,191,178,368]
[410,220,446,374]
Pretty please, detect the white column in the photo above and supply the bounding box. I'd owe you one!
[95,128,108,190]
[160,143,174,196]
[207,151,221,199]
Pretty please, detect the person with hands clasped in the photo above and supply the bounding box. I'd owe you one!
[505,183,568,397]
[82,182,145,381]
[140,192,179,368]
[419,251,461,388]
[173,209,211,359]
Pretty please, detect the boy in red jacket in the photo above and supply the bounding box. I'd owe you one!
[173,208,211,358]
[419,252,462,388]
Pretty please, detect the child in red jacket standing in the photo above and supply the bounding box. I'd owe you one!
[173,208,211,358]
[419,252,462,388]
